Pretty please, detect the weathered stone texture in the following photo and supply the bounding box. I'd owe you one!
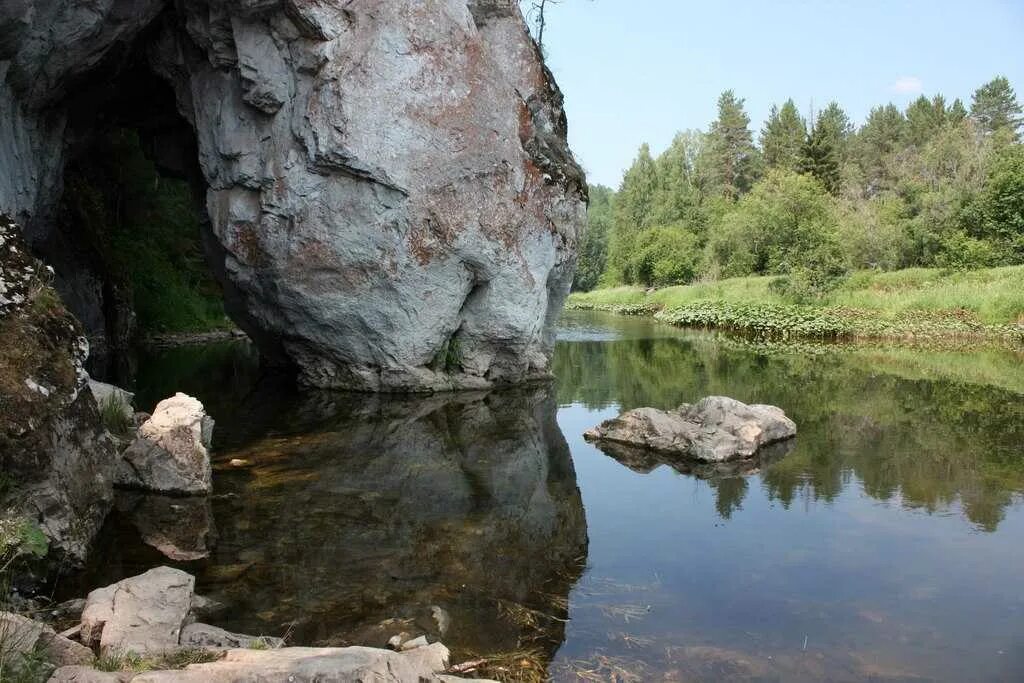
[1,0,586,391]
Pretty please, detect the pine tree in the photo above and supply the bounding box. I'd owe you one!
[970,76,1023,138]
[856,103,906,193]
[760,99,806,171]
[651,131,704,228]
[815,101,854,161]
[948,98,968,124]
[706,90,760,199]
[800,119,841,195]
[906,95,949,147]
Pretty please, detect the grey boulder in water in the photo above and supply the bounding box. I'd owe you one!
[584,396,797,463]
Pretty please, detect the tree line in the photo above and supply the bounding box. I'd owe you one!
[577,76,1024,299]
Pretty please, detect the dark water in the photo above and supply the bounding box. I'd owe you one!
[77,311,1024,681]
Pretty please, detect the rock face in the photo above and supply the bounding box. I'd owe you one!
[116,393,214,495]
[0,215,118,564]
[585,396,797,463]
[0,0,586,391]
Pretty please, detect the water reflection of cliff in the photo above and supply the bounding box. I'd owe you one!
[556,313,1024,531]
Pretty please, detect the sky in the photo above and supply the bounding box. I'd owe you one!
[535,0,1024,188]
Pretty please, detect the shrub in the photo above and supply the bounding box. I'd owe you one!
[703,170,842,278]
[622,225,700,287]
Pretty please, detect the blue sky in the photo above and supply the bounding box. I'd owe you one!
[536,0,1024,187]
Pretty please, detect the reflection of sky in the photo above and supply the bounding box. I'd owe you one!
[553,384,1024,681]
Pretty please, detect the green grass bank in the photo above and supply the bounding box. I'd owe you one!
[566,266,1024,346]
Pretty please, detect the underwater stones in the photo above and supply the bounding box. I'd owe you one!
[585,396,797,464]
[117,393,214,495]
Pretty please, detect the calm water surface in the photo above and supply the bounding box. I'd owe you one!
[79,310,1024,682]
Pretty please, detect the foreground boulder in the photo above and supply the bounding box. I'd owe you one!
[116,394,214,495]
[48,644,488,682]
[81,566,195,655]
[55,566,488,682]
[1,0,586,392]
[585,396,797,463]
[0,216,117,565]
[0,611,94,678]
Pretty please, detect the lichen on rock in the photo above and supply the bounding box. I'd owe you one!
[0,215,117,565]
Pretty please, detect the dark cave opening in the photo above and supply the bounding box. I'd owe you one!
[35,33,231,382]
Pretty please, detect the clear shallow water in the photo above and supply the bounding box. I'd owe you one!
[77,311,1024,681]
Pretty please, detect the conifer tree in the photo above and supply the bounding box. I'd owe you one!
[948,98,968,124]
[856,103,906,192]
[970,76,1023,138]
[906,95,949,147]
[706,90,760,198]
[815,101,854,160]
[800,119,841,195]
[760,99,806,171]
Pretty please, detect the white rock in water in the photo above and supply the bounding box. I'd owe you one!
[585,396,797,463]
[116,393,214,495]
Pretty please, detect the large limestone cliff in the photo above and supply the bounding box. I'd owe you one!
[0,0,586,391]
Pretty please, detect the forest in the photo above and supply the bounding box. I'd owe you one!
[577,76,1024,302]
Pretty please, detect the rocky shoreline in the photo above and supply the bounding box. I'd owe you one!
[3,567,492,682]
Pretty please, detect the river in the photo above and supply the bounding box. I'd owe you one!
[75,309,1024,682]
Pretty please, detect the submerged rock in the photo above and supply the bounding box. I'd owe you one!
[585,396,797,463]
[116,393,214,495]
[59,566,486,682]
[178,386,587,661]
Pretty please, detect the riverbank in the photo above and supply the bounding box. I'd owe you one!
[566,266,1024,347]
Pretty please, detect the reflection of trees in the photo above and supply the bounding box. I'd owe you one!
[555,318,1024,530]
[709,477,748,519]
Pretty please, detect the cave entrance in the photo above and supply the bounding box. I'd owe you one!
[45,45,230,382]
